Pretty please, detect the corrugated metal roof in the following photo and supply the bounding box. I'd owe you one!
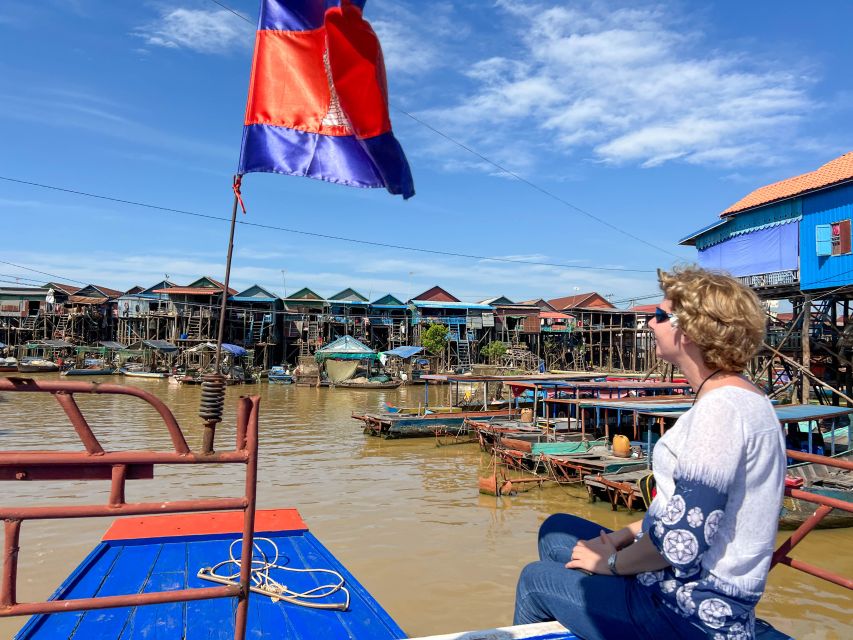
[153,287,222,295]
[411,300,493,310]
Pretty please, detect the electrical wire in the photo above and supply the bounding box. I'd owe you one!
[0,176,657,274]
[202,0,681,259]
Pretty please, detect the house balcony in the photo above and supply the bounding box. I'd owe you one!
[737,269,799,292]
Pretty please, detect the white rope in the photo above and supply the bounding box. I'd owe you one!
[197,537,350,611]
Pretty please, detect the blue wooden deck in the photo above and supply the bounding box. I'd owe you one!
[17,512,406,640]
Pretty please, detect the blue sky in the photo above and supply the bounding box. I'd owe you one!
[1,0,852,306]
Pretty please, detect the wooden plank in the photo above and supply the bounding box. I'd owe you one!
[70,543,162,638]
[18,544,122,639]
[104,509,307,541]
[117,541,187,640]
[185,539,237,640]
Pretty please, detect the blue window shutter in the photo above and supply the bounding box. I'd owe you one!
[816,224,832,256]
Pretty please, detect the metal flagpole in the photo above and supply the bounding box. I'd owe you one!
[199,175,244,455]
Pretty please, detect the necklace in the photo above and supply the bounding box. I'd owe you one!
[691,369,723,406]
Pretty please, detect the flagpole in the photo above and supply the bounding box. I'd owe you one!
[199,174,241,455]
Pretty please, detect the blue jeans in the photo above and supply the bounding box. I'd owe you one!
[514,514,706,640]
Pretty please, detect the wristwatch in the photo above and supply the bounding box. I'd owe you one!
[607,552,620,576]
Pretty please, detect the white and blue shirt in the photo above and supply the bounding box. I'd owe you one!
[638,387,786,639]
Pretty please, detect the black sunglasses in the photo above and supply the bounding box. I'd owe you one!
[654,307,677,324]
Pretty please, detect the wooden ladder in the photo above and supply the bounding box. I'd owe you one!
[187,315,201,339]
[53,315,68,339]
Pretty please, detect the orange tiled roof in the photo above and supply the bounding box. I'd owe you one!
[722,152,853,217]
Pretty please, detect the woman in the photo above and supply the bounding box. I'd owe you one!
[514,266,786,639]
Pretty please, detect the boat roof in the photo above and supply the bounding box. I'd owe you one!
[18,509,404,640]
[420,373,601,383]
[511,380,692,391]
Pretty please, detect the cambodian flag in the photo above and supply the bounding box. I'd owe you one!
[237,0,415,199]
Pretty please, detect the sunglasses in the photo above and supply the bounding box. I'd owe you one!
[654,307,678,326]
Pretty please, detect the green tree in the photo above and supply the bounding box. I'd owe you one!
[422,323,448,356]
[480,340,507,363]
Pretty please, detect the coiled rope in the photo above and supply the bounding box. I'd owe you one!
[197,537,350,611]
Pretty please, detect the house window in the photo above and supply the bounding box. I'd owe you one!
[831,219,852,255]
[816,221,852,256]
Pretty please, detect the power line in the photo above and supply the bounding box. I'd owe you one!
[0,175,657,274]
[0,259,88,286]
[204,0,681,260]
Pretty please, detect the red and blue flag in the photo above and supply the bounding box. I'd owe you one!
[237,0,415,199]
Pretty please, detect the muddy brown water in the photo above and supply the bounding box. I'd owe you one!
[0,376,851,639]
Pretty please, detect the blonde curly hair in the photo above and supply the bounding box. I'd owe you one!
[657,266,766,372]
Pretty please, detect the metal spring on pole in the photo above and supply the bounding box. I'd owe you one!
[199,373,226,423]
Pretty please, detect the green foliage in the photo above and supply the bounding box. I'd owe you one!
[422,323,448,356]
[481,340,508,363]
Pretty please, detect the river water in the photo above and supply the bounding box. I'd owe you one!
[0,376,850,639]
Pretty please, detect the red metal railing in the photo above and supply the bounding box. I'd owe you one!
[771,449,853,590]
[0,377,259,640]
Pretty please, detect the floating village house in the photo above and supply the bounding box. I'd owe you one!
[480,297,540,347]
[282,287,327,361]
[150,277,237,345]
[228,285,283,369]
[409,286,493,371]
[368,294,408,351]
[327,288,371,343]
[0,285,52,345]
[680,151,853,401]
[115,280,176,345]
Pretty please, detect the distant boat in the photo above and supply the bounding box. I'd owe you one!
[0,357,18,372]
[17,358,59,373]
[336,379,402,390]
[62,367,115,376]
[62,358,115,376]
[120,368,170,379]
[267,366,294,384]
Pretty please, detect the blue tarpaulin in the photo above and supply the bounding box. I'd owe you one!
[384,346,423,359]
[222,343,248,357]
[698,220,798,276]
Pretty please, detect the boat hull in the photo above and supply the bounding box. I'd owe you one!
[354,409,519,438]
[120,369,170,379]
[61,368,115,376]
[16,509,405,640]
[17,364,59,373]
[335,381,402,389]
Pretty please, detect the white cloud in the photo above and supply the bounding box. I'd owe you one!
[421,1,815,170]
[3,246,659,307]
[134,8,252,55]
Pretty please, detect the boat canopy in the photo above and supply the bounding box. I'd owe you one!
[222,343,248,357]
[0,341,5,349]
[315,335,377,363]
[183,342,248,357]
[98,341,127,350]
[29,339,75,348]
[128,339,178,353]
[384,345,423,359]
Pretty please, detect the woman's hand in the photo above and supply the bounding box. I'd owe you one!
[566,531,617,574]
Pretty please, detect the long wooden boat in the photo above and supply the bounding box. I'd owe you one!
[15,510,404,639]
[61,367,116,376]
[336,379,402,389]
[353,409,518,438]
[120,368,170,379]
[17,359,59,373]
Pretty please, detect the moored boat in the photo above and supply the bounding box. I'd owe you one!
[336,378,402,389]
[353,408,518,438]
[61,367,116,376]
[17,358,60,373]
[120,368,170,379]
